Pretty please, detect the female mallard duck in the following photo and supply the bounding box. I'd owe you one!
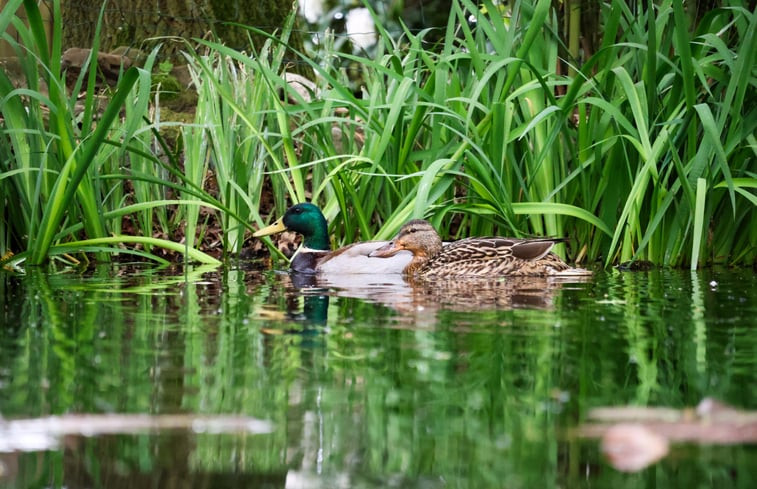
[253,203,412,274]
[369,219,591,277]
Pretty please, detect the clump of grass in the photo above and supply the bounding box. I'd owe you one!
[0,0,220,267]
[219,0,755,268]
[3,0,753,269]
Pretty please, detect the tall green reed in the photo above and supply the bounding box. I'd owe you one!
[564,0,756,267]
[6,0,747,268]
[180,0,750,268]
[0,0,220,266]
[182,11,311,255]
[265,0,752,267]
[241,0,613,253]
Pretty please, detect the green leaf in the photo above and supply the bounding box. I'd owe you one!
[691,178,707,270]
[512,202,613,237]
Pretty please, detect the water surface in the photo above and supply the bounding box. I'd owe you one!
[1,264,756,488]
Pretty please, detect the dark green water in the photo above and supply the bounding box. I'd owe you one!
[1,264,756,488]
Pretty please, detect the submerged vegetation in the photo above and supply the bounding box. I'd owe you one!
[0,0,755,269]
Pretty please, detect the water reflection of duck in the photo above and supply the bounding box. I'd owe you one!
[370,219,591,278]
[257,273,330,335]
[253,203,411,274]
[301,272,589,312]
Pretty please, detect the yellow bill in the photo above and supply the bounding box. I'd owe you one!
[253,217,287,237]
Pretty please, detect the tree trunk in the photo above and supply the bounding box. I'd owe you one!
[61,0,310,75]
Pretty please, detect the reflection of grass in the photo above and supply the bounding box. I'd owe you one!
[3,266,757,483]
[56,263,222,295]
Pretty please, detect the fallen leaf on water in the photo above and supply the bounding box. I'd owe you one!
[601,423,670,472]
[576,398,757,472]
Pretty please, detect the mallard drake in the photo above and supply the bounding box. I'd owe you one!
[253,203,412,274]
[369,219,591,277]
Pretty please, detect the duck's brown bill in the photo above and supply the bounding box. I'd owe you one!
[253,217,287,237]
[369,241,401,258]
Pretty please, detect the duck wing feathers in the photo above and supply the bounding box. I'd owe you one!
[419,237,572,277]
[305,241,413,274]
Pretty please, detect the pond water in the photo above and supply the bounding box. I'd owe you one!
[0,264,756,488]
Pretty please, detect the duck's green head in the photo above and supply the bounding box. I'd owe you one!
[253,203,330,250]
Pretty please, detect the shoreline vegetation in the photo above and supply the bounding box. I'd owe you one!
[1,0,755,271]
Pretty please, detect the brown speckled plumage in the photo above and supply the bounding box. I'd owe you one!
[370,219,590,278]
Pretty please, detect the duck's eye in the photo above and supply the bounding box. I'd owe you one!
[293,207,302,214]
